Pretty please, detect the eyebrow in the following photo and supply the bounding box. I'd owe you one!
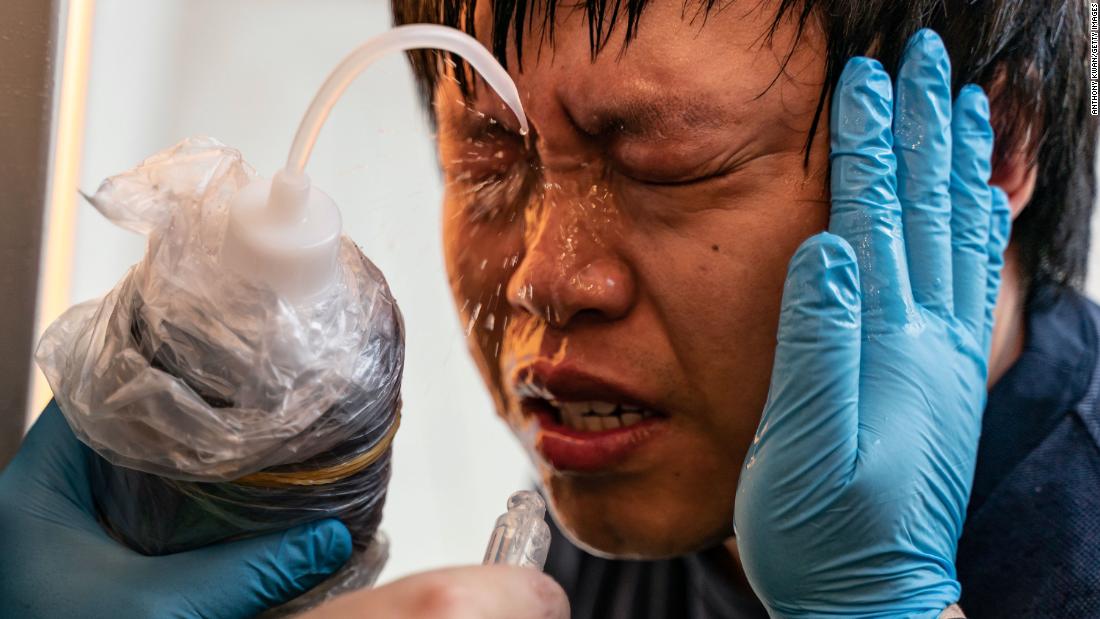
[445,84,734,143]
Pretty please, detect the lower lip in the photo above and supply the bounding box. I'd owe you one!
[530,408,668,472]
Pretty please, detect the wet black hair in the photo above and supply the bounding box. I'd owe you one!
[392,0,1097,289]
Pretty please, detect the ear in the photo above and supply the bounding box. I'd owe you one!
[989,150,1037,220]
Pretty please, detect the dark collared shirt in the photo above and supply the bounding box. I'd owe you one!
[543,284,1100,618]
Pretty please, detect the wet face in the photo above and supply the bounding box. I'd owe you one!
[435,1,829,558]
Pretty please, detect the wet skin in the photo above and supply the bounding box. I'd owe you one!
[436,1,837,559]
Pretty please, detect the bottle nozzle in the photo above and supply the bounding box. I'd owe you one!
[223,25,526,303]
[268,168,312,222]
[222,170,342,301]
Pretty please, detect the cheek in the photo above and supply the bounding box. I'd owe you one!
[442,196,524,388]
[626,168,829,433]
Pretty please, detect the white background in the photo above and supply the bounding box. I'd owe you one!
[52,0,1100,584]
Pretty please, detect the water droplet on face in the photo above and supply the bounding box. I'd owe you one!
[465,302,483,336]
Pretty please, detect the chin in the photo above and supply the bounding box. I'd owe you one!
[539,467,736,560]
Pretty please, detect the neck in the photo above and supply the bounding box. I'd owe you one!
[988,243,1026,387]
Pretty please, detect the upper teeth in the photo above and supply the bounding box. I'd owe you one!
[552,400,654,431]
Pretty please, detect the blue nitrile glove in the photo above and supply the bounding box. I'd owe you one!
[0,400,353,619]
[734,29,1011,618]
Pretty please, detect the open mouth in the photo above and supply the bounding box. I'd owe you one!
[520,396,669,471]
[509,362,672,471]
[528,398,662,432]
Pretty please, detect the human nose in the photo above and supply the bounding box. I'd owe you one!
[506,184,635,327]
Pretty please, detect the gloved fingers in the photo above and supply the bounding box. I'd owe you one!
[745,233,861,490]
[829,56,914,330]
[982,188,1012,355]
[0,401,98,519]
[894,30,954,319]
[158,518,352,618]
[948,84,995,339]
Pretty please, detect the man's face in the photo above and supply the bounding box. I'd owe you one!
[435,1,829,557]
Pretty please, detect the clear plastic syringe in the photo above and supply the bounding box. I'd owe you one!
[483,491,552,570]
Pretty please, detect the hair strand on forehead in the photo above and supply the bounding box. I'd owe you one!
[393,0,1097,290]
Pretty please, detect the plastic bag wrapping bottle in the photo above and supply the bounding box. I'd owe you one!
[35,137,404,614]
[35,23,531,616]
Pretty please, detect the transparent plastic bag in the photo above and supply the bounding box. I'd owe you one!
[35,137,404,609]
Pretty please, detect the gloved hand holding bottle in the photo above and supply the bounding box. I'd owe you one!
[734,29,1010,618]
[0,402,569,619]
[0,401,353,618]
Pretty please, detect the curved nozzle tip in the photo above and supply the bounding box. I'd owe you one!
[490,80,528,137]
[439,28,527,136]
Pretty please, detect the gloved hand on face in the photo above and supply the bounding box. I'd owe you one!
[734,29,1010,618]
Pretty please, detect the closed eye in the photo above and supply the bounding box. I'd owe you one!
[609,138,752,189]
[626,166,739,188]
[617,154,746,189]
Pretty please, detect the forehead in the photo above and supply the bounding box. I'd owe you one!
[453,0,827,127]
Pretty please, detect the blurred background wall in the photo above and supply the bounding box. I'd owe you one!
[7,0,1100,587]
[0,0,57,480]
